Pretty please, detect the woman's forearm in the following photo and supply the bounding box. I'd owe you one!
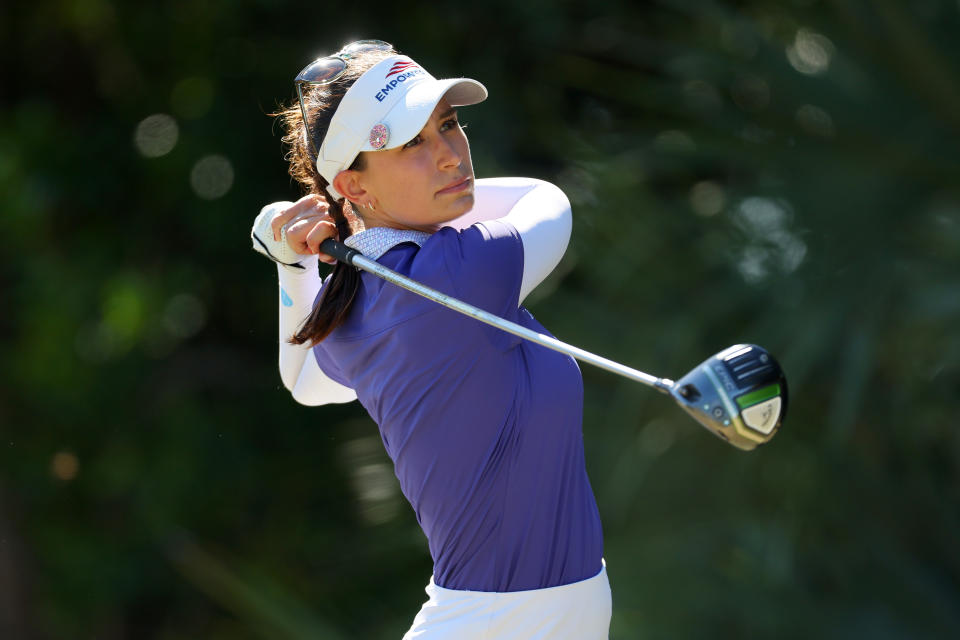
[276,261,357,405]
[277,260,322,391]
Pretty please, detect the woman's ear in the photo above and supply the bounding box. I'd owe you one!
[333,170,367,203]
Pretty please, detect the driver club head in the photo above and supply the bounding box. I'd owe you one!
[670,344,788,451]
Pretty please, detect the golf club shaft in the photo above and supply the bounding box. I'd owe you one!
[320,239,675,394]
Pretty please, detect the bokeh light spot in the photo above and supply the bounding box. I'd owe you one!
[690,181,727,217]
[133,114,178,157]
[103,280,145,344]
[190,155,234,200]
[786,29,834,76]
[51,451,80,481]
[795,104,836,138]
[638,420,675,457]
[734,197,807,282]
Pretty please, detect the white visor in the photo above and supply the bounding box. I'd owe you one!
[316,55,487,199]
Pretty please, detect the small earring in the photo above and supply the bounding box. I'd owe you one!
[366,201,376,213]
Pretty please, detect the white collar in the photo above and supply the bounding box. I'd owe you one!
[343,226,432,260]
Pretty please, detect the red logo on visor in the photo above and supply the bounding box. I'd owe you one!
[386,61,419,77]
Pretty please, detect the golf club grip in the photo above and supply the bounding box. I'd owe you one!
[319,238,360,265]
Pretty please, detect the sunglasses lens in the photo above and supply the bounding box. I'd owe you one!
[294,40,394,159]
[296,57,348,84]
[340,39,392,56]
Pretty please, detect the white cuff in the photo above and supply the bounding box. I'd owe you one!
[252,201,318,273]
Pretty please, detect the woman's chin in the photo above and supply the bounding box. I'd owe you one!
[447,193,475,217]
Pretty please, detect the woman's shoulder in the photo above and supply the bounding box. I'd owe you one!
[419,219,522,269]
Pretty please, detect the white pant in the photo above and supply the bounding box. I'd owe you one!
[402,561,612,639]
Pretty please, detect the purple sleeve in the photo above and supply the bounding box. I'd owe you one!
[435,219,524,318]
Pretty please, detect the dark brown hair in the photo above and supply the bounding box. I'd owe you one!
[273,46,398,345]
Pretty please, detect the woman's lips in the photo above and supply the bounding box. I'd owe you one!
[436,177,472,195]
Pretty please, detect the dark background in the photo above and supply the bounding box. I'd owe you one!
[1,1,958,638]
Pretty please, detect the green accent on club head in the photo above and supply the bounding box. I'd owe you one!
[736,383,781,409]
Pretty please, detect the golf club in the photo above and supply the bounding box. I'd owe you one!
[319,238,787,450]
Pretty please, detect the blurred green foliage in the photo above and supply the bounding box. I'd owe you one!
[1,0,958,638]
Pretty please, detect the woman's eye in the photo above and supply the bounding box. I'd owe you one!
[403,135,421,149]
[441,118,459,131]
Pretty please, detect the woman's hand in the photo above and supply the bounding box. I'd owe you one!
[270,194,340,265]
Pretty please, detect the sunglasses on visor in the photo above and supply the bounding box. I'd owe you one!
[295,39,394,158]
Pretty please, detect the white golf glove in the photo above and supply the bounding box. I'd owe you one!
[250,201,317,273]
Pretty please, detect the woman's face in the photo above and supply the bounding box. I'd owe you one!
[347,99,475,232]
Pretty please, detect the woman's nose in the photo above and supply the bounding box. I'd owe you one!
[435,136,462,169]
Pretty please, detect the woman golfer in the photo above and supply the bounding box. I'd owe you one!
[251,40,611,638]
